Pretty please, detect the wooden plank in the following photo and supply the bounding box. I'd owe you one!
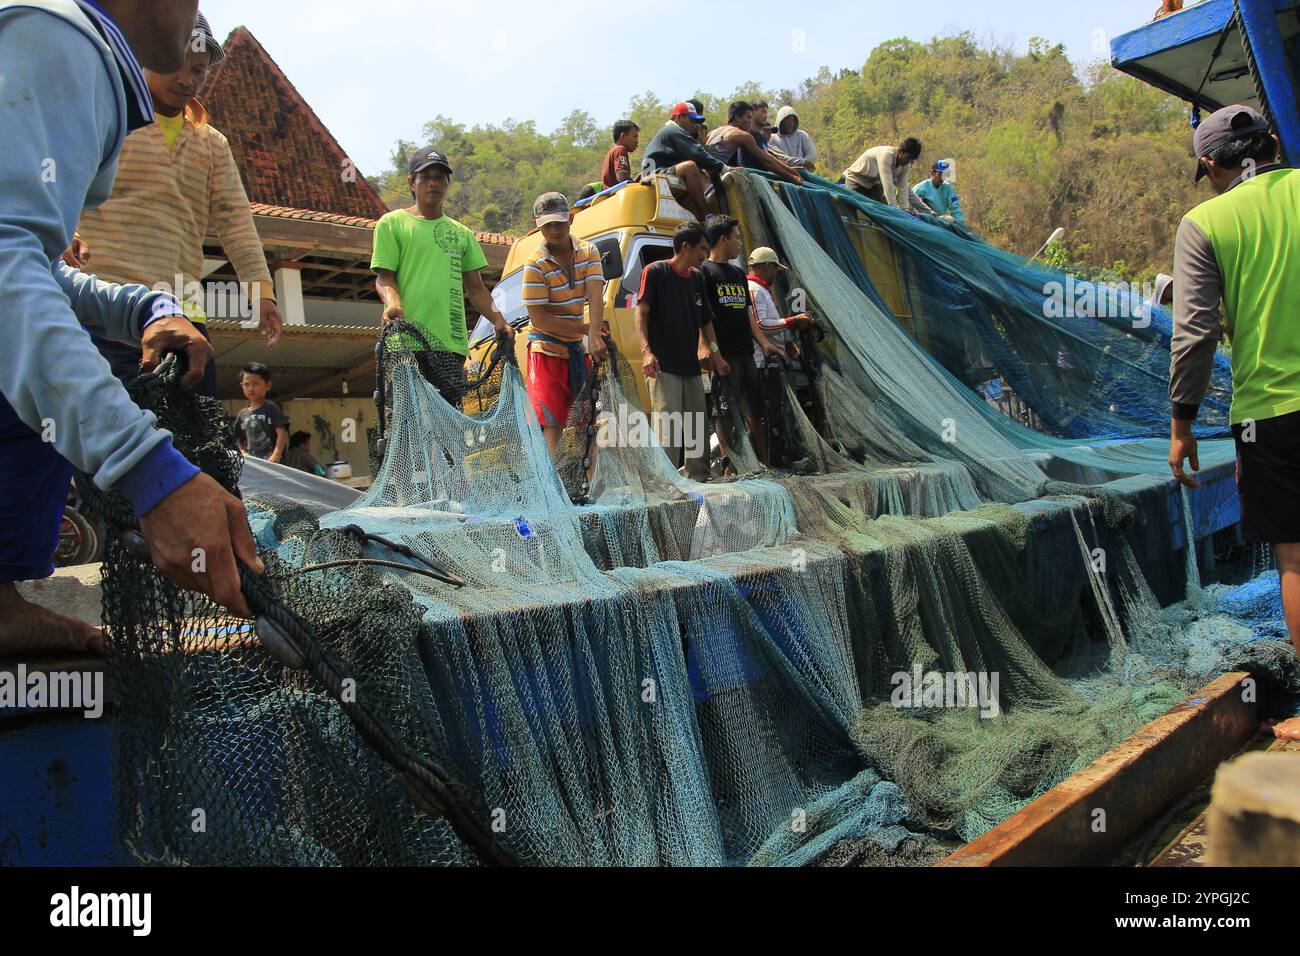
[939,672,1259,867]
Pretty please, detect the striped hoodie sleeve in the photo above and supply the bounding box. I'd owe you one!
[208,131,274,303]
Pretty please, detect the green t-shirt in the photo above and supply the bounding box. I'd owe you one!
[371,209,488,356]
[1184,168,1300,424]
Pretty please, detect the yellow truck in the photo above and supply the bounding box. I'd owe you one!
[465,171,920,414]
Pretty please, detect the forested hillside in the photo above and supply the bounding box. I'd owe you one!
[368,33,1200,280]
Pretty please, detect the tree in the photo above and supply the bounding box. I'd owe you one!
[370,33,1201,276]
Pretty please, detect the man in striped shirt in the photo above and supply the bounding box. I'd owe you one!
[522,192,607,458]
[75,12,281,394]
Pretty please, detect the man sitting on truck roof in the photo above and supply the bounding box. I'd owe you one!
[602,120,640,190]
[704,101,804,186]
[637,223,728,482]
[844,138,931,214]
[913,160,965,223]
[640,102,726,221]
[521,192,608,460]
[769,106,818,172]
[372,148,515,410]
[1167,105,1300,741]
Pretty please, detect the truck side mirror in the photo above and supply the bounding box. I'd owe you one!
[594,237,624,283]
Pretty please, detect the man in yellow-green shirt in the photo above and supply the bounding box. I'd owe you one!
[372,147,514,409]
[1168,105,1300,741]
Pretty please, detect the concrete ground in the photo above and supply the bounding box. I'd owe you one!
[15,564,103,628]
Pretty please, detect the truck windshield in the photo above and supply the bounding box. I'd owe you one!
[474,269,529,344]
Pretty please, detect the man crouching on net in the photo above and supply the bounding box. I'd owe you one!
[1168,105,1300,741]
[0,0,263,658]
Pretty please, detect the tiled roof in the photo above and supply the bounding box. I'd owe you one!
[200,27,391,220]
[250,203,380,230]
[249,202,515,248]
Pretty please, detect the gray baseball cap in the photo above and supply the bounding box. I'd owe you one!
[534,192,571,226]
[1193,105,1270,181]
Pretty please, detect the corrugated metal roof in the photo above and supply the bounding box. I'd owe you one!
[209,321,377,398]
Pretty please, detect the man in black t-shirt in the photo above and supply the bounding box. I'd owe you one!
[700,216,783,466]
[636,224,728,481]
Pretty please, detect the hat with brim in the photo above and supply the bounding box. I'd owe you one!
[672,102,706,122]
[748,246,788,270]
[534,192,571,227]
[409,147,453,177]
[1193,105,1270,182]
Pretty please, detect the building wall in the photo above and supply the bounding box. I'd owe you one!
[222,397,376,478]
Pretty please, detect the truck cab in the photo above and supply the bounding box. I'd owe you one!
[467,174,700,412]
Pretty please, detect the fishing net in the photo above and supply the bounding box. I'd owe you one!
[95,170,1298,867]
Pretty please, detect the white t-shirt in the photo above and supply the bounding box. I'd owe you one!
[749,278,790,365]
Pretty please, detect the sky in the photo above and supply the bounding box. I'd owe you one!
[201,0,1161,177]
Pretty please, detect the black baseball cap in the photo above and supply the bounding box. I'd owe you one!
[409,147,453,177]
[1193,105,1270,181]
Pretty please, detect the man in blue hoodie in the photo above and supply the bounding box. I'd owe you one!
[0,0,263,657]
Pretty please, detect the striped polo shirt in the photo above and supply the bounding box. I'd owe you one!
[521,235,604,358]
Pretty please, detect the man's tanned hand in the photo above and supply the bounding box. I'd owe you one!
[141,315,214,391]
[257,298,283,349]
[1169,420,1202,490]
[138,473,265,619]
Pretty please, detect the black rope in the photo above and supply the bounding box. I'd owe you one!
[1233,0,1281,148]
[335,523,465,587]
[117,528,517,867]
[85,354,518,866]
[297,558,464,587]
[574,355,606,506]
[1191,6,1242,119]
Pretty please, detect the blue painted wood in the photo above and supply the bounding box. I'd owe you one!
[0,715,131,866]
[1111,0,1239,66]
[1111,0,1297,66]
[1237,0,1300,161]
[1111,0,1300,158]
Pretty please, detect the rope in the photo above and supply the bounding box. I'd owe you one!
[84,353,518,867]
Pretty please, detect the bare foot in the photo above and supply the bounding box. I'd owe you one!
[0,583,104,658]
[1274,717,1300,742]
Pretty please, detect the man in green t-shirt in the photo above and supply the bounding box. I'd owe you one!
[372,148,513,408]
[1168,105,1300,741]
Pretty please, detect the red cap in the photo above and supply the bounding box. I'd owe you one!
[672,102,706,121]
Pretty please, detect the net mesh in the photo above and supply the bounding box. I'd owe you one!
[95,170,1298,867]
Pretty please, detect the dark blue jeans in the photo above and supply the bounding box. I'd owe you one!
[0,395,73,582]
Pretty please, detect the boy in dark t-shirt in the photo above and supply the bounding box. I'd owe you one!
[636,224,728,481]
[235,363,290,463]
[700,216,781,466]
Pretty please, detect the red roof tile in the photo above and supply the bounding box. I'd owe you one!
[200,27,391,220]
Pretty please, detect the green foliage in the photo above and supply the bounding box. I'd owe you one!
[372,33,1201,274]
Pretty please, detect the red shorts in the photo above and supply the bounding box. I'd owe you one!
[528,350,592,428]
